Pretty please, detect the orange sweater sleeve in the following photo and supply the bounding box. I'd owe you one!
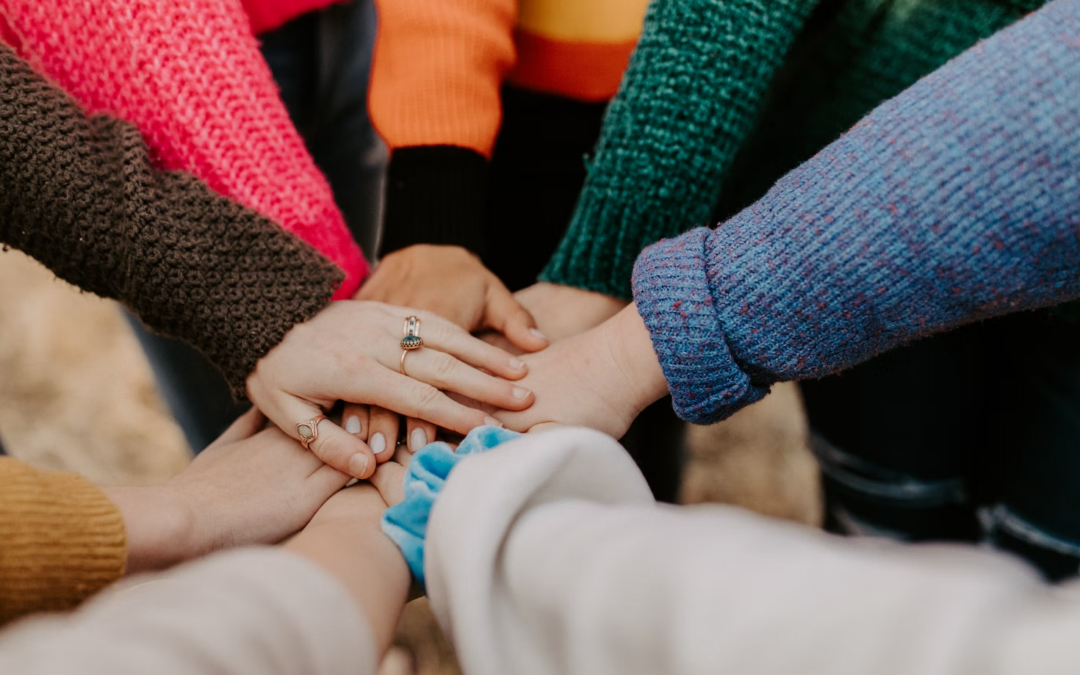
[369,0,517,158]
[0,459,126,625]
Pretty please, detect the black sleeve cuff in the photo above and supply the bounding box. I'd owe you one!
[378,146,489,258]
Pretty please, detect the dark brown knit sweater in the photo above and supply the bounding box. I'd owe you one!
[0,44,344,396]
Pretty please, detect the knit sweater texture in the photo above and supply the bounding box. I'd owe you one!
[0,459,126,625]
[0,44,343,396]
[543,0,1047,299]
[0,0,367,297]
[632,0,1080,425]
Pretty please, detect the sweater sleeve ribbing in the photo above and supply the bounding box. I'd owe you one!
[0,459,126,625]
[0,0,367,297]
[369,0,516,158]
[631,0,1080,424]
[540,0,818,299]
[0,44,343,397]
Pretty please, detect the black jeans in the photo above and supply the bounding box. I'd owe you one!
[805,311,1080,580]
[129,0,384,452]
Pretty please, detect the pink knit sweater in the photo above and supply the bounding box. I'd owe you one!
[0,0,365,299]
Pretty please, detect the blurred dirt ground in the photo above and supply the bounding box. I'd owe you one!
[0,248,820,674]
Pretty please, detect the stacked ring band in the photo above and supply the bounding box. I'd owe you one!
[400,316,423,375]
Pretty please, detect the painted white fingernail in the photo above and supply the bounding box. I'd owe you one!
[530,328,547,341]
[484,416,503,428]
[348,453,369,478]
[512,386,531,400]
[410,428,428,451]
[345,415,362,435]
[509,357,526,370]
[370,432,387,455]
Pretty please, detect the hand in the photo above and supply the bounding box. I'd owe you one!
[246,301,535,479]
[355,246,547,459]
[285,484,410,654]
[514,282,629,343]
[103,409,350,574]
[493,304,669,438]
[357,245,548,351]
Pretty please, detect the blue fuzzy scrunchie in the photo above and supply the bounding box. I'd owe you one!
[381,426,521,589]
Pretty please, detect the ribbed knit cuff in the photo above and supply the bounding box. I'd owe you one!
[379,146,489,258]
[0,459,126,624]
[631,229,769,424]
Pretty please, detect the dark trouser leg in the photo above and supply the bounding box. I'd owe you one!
[483,86,685,501]
[802,323,993,543]
[129,2,382,453]
[806,313,1080,581]
[983,313,1080,581]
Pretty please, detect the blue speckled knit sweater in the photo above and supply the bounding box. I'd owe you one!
[632,0,1080,425]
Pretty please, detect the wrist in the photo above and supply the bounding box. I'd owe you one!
[102,485,196,574]
[603,303,669,416]
[287,487,409,651]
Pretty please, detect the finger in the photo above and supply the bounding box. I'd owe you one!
[370,461,408,506]
[405,417,436,452]
[282,397,376,480]
[392,445,415,468]
[412,310,529,381]
[526,422,564,435]
[368,405,400,464]
[357,368,502,437]
[342,403,370,442]
[308,463,353,497]
[483,285,548,353]
[404,348,535,411]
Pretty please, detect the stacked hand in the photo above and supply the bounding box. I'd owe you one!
[353,245,666,440]
[246,300,535,479]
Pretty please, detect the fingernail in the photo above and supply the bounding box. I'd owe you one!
[484,416,503,428]
[530,328,547,341]
[510,357,526,370]
[370,432,387,455]
[348,453,369,478]
[410,428,428,451]
[512,386,531,400]
[345,415,362,435]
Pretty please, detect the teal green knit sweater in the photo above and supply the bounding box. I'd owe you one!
[540,0,1047,299]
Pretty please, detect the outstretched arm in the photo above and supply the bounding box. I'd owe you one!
[421,428,1059,675]
[497,0,1080,434]
[633,0,1080,423]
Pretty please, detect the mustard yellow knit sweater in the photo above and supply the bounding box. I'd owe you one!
[0,458,126,625]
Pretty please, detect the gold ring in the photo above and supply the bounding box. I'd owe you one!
[400,316,422,375]
[296,415,327,451]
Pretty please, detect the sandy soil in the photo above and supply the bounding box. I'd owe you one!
[0,248,819,674]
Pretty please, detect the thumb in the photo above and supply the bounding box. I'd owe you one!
[484,284,548,353]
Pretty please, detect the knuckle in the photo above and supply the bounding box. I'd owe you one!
[431,352,458,381]
[314,434,351,465]
[411,384,444,413]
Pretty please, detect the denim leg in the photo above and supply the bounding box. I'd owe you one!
[311,0,386,259]
[262,0,385,260]
[124,315,250,453]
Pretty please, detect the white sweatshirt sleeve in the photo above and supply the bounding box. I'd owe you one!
[0,548,377,675]
[424,427,1080,675]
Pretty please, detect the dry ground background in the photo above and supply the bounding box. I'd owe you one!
[0,248,821,674]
